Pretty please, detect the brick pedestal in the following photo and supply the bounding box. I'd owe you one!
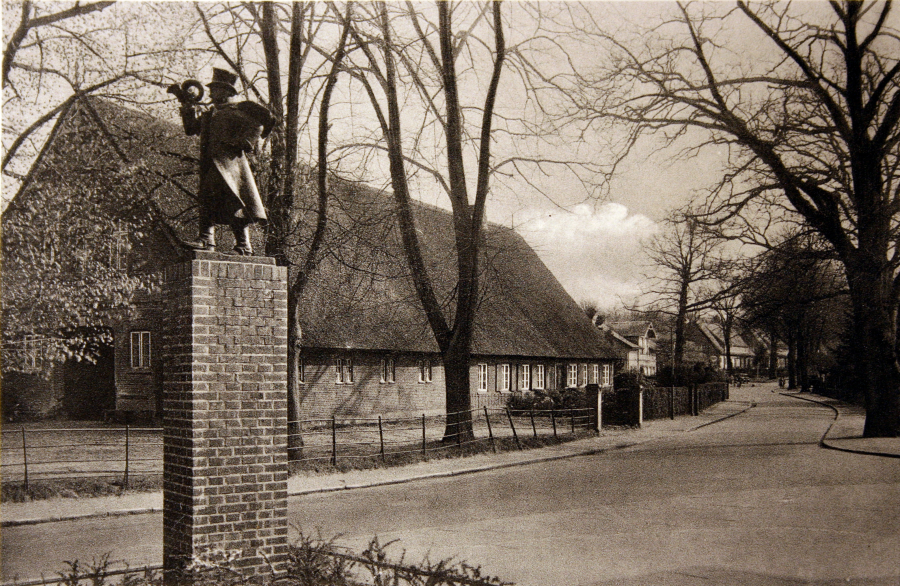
[162,252,289,579]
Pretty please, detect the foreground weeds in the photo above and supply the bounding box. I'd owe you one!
[15,533,512,586]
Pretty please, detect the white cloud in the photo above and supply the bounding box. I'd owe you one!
[516,203,659,310]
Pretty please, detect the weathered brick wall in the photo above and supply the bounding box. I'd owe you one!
[293,355,610,418]
[114,298,161,414]
[161,253,288,579]
[469,358,599,410]
[1,368,66,420]
[298,352,445,420]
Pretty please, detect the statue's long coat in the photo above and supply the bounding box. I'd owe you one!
[182,102,267,224]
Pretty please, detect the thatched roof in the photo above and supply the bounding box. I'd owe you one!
[9,96,615,361]
[695,322,754,357]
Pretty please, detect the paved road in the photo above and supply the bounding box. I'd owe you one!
[4,385,899,585]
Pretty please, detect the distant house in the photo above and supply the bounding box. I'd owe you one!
[686,321,755,372]
[3,96,617,422]
[744,330,789,373]
[600,321,657,376]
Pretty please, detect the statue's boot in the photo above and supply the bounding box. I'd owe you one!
[228,222,253,256]
[184,239,215,251]
[184,224,216,251]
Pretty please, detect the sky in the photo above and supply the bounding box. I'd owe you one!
[0,1,806,313]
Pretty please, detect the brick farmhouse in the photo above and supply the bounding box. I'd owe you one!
[3,96,616,422]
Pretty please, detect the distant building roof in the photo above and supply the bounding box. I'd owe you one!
[606,321,656,340]
[696,322,754,357]
[600,326,639,350]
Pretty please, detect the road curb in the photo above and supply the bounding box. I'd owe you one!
[781,392,900,459]
[2,506,161,528]
[1,403,749,528]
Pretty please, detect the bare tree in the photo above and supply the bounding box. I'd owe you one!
[3,0,115,87]
[742,234,849,390]
[643,207,721,378]
[192,1,352,458]
[580,1,900,436]
[3,2,195,203]
[334,1,505,440]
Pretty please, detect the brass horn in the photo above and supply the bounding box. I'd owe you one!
[166,79,205,104]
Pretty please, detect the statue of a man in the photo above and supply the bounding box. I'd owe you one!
[176,68,275,256]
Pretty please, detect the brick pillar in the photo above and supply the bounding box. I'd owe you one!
[162,252,289,580]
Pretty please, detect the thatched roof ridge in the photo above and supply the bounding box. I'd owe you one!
[11,96,615,361]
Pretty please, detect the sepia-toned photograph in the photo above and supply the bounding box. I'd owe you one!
[2,1,898,584]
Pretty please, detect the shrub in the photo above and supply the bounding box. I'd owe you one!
[506,387,594,412]
[654,364,725,387]
[45,533,512,586]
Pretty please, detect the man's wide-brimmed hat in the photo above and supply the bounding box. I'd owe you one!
[208,68,238,95]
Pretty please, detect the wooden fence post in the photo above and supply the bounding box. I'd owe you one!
[331,416,337,466]
[484,407,496,452]
[595,389,602,432]
[421,414,427,459]
[551,408,558,440]
[378,416,385,462]
[530,407,538,438]
[124,425,130,490]
[506,408,521,450]
[21,427,28,492]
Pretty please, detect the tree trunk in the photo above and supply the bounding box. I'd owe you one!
[442,343,475,443]
[722,319,733,376]
[768,329,778,379]
[846,263,900,437]
[787,330,797,390]
[287,289,303,460]
[797,330,809,393]
[673,286,688,379]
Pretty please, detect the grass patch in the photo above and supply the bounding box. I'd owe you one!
[3,431,597,503]
[2,475,163,503]
[287,432,588,475]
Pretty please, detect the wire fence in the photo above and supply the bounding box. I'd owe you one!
[1,406,597,489]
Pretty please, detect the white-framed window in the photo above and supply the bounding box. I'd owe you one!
[533,364,545,390]
[478,363,489,392]
[591,364,599,385]
[601,363,612,386]
[381,357,395,383]
[336,357,353,383]
[519,364,531,391]
[580,364,588,386]
[130,331,151,370]
[418,359,432,383]
[499,363,511,391]
[566,364,578,388]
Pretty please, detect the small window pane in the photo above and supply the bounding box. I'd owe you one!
[520,364,531,391]
[567,364,578,387]
[500,364,511,391]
